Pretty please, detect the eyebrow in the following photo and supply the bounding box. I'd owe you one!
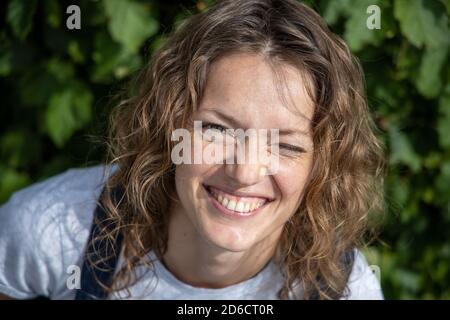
[200,109,311,137]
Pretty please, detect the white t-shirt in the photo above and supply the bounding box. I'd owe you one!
[0,165,383,300]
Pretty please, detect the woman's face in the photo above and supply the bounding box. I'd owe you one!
[174,52,315,253]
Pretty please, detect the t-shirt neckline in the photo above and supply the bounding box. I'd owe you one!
[147,250,276,296]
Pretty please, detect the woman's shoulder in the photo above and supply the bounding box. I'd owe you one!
[0,164,117,299]
[6,164,115,207]
[0,164,116,239]
[344,249,384,300]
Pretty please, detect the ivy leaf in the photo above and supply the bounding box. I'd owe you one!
[323,0,352,25]
[20,65,58,107]
[323,0,384,51]
[0,165,30,203]
[0,51,12,77]
[394,0,450,48]
[0,130,41,168]
[437,85,450,149]
[104,0,159,53]
[46,58,75,82]
[44,0,62,28]
[91,31,142,83]
[388,126,421,173]
[386,173,410,209]
[44,84,93,148]
[68,41,85,63]
[344,0,384,51]
[435,162,450,207]
[440,0,450,16]
[6,0,38,41]
[416,45,449,98]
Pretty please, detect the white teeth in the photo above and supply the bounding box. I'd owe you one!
[235,201,245,213]
[222,197,229,207]
[227,200,237,211]
[209,187,268,213]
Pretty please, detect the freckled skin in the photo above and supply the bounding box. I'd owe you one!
[164,52,315,288]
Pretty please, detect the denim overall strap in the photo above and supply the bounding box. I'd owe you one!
[74,185,124,300]
[310,248,355,300]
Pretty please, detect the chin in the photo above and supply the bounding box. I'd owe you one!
[201,221,257,253]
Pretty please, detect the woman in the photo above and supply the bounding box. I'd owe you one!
[0,0,385,300]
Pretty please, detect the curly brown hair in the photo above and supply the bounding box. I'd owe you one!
[95,0,385,299]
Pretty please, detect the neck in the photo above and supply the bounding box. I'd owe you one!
[162,204,282,289]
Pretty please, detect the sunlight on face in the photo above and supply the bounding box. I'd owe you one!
[174,52,315,252]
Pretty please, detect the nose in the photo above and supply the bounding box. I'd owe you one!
[224,140,267,186]
[224,162,266,186]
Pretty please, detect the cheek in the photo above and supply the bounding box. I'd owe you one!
[176,162,214,184]
[176,164,199,183]
[175,165,199,208]
[274,159,312,206]
[175,164,216,204]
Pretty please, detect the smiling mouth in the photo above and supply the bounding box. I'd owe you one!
[203,184,272,216]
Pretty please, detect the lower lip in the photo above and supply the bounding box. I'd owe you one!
[203,185,267,219]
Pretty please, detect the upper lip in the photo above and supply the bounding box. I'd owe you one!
[204,184,275,201]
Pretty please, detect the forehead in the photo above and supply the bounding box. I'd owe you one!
[198,52,315,132]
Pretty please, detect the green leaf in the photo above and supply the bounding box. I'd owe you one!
[388,126,421,172]
[44,0,61,28]
[386,173,410,208]
[20,66,59,107]
[323,0,352,25]
[437,85,450,149]
[91,31,142,83]
[415,45,449,98]
[0,34,12,77]
[0,130,41,168]
[44,84,93,147]
[148,34,168,53]
[0,166,30,203]
[103,0,159,53]
[394,0,450,48]
[440,0,450,16]
[6,0,38,40]
[323,0,384,51]
[395,43,420,80]
[344,0,384,51]
[435,162,450,206]
[68,41,85,63]
[46,58,75,82]
[0,51,12,77]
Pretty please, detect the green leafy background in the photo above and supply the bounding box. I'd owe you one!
[0,0,449,299]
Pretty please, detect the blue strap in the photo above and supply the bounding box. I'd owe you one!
[310,249,355,300]
[74,186,124,300]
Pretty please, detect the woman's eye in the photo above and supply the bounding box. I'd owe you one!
[276,143,306,156]
[202,122,231,143]
[202,122,227,133]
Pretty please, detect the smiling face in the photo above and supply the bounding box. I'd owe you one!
[173,52,315,253]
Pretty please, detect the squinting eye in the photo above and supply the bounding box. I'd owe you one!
[273,143,306,156]
[279,144,306,153]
